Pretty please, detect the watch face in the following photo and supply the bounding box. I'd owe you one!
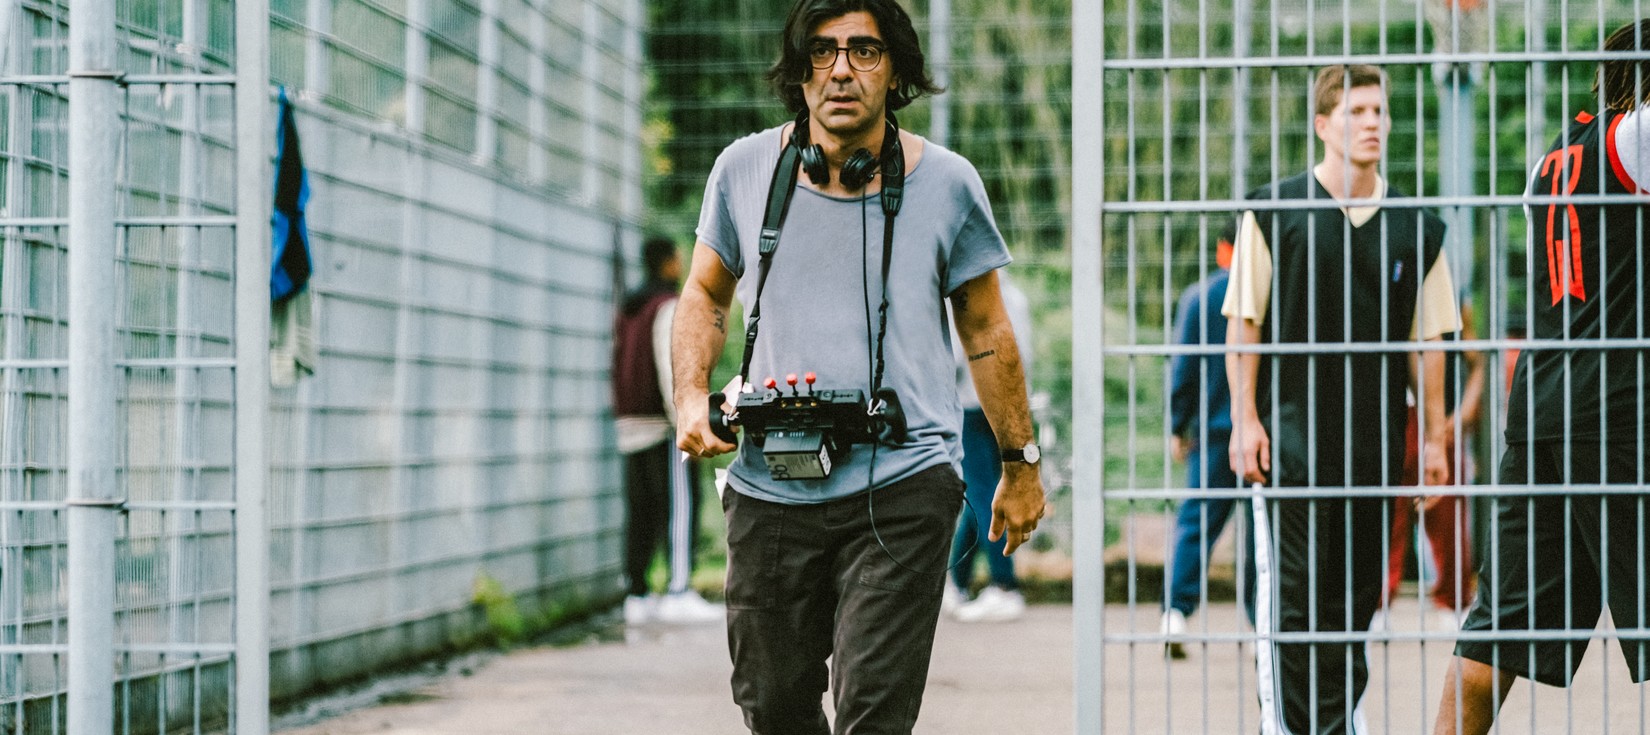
[1023,443,1041,464]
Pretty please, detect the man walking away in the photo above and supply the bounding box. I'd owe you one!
[614,236,722,625]
[1162,222,1257,658]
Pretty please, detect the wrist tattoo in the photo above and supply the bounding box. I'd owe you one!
[712,308,725,334]
[968,349,995,362]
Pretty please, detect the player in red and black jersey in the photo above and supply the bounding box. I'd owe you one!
[1435,19,1650,735]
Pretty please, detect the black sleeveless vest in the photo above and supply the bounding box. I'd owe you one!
[1250,172,1447,487]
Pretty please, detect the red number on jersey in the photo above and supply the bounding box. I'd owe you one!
[1542,144,1587,304]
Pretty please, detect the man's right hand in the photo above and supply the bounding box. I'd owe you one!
[1169,434,1189,463]
[1229,415,1270,485]
[676,390,738,458]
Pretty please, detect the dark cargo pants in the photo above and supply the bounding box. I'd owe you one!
[723,464,965,735]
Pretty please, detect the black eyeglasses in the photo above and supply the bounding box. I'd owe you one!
[808,42,886,72]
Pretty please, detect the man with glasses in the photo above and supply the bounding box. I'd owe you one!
[671,1,1044,732]
[1434,20,1650,735]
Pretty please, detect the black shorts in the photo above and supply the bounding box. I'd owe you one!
[1455,441,1650,687]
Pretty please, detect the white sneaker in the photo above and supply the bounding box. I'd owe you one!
[623,594,655,625]
[1161,609,1188,660]
[955,586,1026,623]
[655,590,724,624]
[941,584,966,617]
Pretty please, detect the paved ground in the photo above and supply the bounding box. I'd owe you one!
[277,599,1645,735]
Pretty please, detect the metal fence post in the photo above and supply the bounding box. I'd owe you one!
[475,0,501,166]
[929,0,950,148]
[581,0,601,202]
[235,1,272,733]
[405,0,429,137]
[1072,2,1105,733]
[66,0,119,732]
[622,0,644,223]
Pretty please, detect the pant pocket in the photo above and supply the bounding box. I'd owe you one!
[857,467,965,591]
[723,490,780,610]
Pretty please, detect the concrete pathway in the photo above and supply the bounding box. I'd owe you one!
[277,600,1642,735]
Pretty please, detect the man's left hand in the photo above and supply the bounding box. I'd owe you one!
[988,463,1046,555]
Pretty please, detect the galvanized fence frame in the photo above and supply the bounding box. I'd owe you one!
[0,0,642,733]
[1077,1,1650,733]
[0,1,264,733]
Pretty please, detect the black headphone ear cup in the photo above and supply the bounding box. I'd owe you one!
[841,148,878,189]
[799,143,830,185]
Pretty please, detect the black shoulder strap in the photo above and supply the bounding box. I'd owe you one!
[760,130,805,258]
[870,117,904,395]
[737,133,804,383]
[740,117,905,392]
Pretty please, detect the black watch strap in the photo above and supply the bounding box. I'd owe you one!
[1001,443,1039,464]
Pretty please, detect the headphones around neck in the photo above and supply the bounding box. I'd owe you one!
[791,112,904,193]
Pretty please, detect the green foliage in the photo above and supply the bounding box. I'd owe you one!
[470,572,526,648]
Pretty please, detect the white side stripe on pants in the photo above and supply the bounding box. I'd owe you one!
[1251,483,1290,735]
[667,453,693,594]
[1250,482,1371,735]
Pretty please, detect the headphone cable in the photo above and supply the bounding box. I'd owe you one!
[859,179,975,576]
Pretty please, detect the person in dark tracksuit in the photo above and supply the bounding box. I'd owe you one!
[1161,224,1257,659]
[1224,64,1459,735]
[613,236,722,625]
[1434,20,1650,735]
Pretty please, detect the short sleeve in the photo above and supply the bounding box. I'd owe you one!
[653,299,676,419]
[694,149,745,278]
[1411,254,1463,340]
[1613,107,1650,193]
[1221,210,1273,322]
[944,163,1013,295]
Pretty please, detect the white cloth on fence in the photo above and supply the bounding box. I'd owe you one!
[270,289,317,388]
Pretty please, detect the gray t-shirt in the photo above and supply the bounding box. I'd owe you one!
[696,125,1011,505]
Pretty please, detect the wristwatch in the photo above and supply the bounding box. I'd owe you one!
[1000,442,1041,465]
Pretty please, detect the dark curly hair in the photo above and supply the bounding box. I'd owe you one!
[642,235,678,279]
[1596,19,1650,111]
[764,0,943,115]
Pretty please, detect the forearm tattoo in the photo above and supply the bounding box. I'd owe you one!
[968,349,996,362]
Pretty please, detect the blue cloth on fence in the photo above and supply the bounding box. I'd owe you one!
[271,88,312,303]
